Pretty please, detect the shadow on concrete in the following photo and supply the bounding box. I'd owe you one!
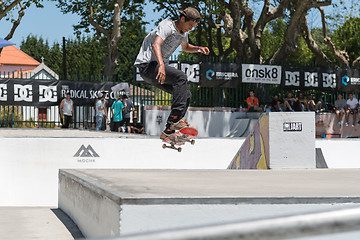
[51,208,84,239]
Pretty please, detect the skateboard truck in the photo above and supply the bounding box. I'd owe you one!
[162,143,182,152]
[161,127,198,152]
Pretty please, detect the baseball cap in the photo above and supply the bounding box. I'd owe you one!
[178,7,201,23]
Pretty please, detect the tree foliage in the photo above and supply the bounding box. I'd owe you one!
[150,0,360,68]
[20,16,147,80]
[332,17,360,65]
[0,0,44,40]
[56,0,145,77]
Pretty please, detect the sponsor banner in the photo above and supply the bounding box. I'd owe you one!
[180,62,200,83]
[200,62,241,88]
[242,64,281,84]
[282,66,337,91]
[0,79,130,106]
[135,61,184,82]
[337,69,360,93]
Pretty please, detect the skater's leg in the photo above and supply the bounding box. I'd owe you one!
[138,62,191,133]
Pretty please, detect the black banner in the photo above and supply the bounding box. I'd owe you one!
[136,62,356,90]
[200,62,241,88]
[337,69,360,93]
[282,66,337,91]
[0,79,130,106]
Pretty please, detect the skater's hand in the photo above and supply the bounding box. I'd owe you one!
[156,64,166,84]
[199,47,210,55]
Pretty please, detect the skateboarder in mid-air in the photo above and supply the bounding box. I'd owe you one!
[134,7,210,140]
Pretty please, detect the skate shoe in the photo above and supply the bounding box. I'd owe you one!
[170,118,191,130]
[160,128,175,140]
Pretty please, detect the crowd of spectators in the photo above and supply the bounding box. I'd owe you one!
[243,89,360,127]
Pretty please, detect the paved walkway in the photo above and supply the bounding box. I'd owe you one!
[0,208,83,240]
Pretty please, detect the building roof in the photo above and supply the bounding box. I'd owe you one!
[0,45,40,66]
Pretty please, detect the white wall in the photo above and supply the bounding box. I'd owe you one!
[145,109,246,137]
[0,137,242,207]
[269,112,316,169]
[316,139,360,168]
[1,132,358,207]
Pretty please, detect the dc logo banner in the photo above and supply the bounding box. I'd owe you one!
[0,84,8,101]
[282,66,303,88]
[14,84,33,102]
[322,72,336,89]
[181,63,200,83]
[304,72,319,87]
[39,85,58,102]
[284,71,300,87]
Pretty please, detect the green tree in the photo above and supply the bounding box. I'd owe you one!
[332,17,360,66]
[0,0,44,40]
[115,16,147,81]
[149,0,360,68]
[20,35,106,78]
[20,35,51,62]
[56,0,145,78]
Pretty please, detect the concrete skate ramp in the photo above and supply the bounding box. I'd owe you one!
[229,112,316,169]
[59,169,360,239]
[226,118,259,137]
[0,129,243,207]
[316,148,328,168]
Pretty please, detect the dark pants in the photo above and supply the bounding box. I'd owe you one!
[61,115,72,128]
[138,62,191,128]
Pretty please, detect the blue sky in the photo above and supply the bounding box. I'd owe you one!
[0,1,352,50]
[0,1,163,47]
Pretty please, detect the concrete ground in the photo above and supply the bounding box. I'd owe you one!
[60,169,360,240]
[1,128,359,240]
[61,168,360,204]
[0,208,83,240]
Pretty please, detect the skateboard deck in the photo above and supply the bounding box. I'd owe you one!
[162,127,198,152]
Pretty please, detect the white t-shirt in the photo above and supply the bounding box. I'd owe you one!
[347,98,359,109]
[62,99,73,116]
[134,19,188,66]
[96,99,105,117]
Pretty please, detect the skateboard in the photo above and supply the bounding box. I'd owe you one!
[162,127,198,152]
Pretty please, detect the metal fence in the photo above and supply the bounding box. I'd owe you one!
[0,54,345,129]
[0,105,100,129]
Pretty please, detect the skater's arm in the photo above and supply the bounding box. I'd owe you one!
[181,43,210,55]
[152,36,166,84]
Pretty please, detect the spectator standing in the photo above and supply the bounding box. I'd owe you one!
[122,94,134,133]
[246,90,262,112]
[59,92,74,128]
[111,95,125,132]
[345,93,359,127]
[100,92,108,131]
[95,93,108,131]
[334,93,347,126]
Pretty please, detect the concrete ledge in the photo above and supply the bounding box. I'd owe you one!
[59,169,360,238]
